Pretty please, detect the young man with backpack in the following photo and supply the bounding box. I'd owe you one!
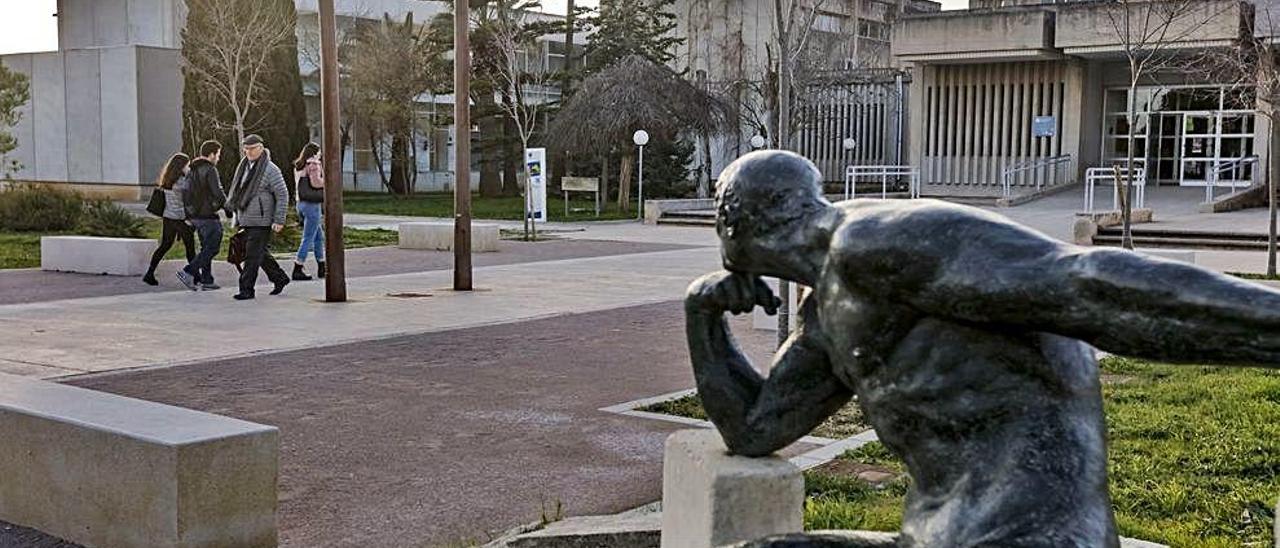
[225,134,291,301]
[180,140,228,290]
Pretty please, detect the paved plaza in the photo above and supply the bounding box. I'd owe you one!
[1,193,1276,546]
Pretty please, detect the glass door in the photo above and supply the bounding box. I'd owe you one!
[1179,114,1215,185]
[1150,113,1182,185]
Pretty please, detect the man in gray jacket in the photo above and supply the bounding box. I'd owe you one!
[226,134,290,300]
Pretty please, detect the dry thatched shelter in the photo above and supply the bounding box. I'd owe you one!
[548,55,729,210]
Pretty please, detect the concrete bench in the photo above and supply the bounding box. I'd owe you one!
[399,222,500,252]
[41,236,157,276]
[0,373,278,548]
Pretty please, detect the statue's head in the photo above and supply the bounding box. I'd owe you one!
[715,150,830,282]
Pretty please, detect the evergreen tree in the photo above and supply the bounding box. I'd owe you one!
[581,0,683,74]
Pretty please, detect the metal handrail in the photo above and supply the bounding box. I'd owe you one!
[845,165,921,200]
[1084,166,1147,213]
[1001,155,1073,199]
[1205,156,1259,202]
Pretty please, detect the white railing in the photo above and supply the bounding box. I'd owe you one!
[1001,155,1074,199]
[1084,166,1147,213]
[1205,156,1259,203]
[844,165,921,200]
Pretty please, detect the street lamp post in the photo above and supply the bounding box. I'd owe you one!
[633,129,649,221]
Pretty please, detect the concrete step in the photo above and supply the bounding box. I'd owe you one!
[1093,230,1273,251]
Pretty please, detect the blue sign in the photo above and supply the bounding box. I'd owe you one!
[1033,116,1057,138]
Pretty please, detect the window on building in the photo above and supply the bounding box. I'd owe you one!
[858,20,889,41]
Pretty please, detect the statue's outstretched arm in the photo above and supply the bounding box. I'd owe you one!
[685,272,852,457]
[900,219,1280,366]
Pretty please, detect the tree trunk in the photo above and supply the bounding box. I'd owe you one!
[503,114,520,197]
[477,91,503,198]
[369,131,392,193]
[600,155,610,212]
[1121,80,1138,250]
[390,132,412,196]
[1270,120,1278,277]
[618,152,634,212]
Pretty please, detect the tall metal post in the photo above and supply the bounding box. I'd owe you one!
[319,0,347,303]
[454,0,473,291]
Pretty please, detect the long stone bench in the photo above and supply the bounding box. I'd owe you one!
[41,236,157,276]
[399,222,500,252]
[0,373,279,548]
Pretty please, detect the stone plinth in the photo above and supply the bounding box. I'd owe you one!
[0,373,278,548]
[661,430,803,548]
[40,236,157,276]
[399,222,500,252]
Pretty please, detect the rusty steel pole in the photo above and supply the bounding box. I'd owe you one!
[319,0,347,302]
[453,0,474,291]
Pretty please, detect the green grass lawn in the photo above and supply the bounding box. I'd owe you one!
[801,357,1280,546]
[343,192,639,222]
[641,394,869,440]
[0,221,402,270]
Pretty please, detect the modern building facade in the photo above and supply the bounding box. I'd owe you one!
[894,0,1276,200]
[670,0,940,184]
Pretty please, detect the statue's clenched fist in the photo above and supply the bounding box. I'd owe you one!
[686,270,781,316]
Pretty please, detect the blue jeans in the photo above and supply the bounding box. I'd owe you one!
[296,201,325,264]
[184,218,223,284]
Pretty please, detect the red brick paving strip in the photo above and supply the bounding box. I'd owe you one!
[66,302,775,547]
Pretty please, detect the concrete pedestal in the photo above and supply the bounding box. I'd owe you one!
[661,430,803,548]
[40,236,157,276]
[399,222,500,252]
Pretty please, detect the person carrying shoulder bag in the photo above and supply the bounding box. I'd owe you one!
[225,134,290,301]
[291,142,326,281]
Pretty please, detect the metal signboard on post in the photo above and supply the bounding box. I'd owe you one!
[525,148,548,223]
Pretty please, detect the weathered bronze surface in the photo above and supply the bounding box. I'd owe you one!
[685,150,1280,547]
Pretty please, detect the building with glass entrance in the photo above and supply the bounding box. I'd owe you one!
[893,0,1274,202]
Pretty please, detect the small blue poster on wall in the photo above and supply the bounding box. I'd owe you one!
[1033,116,1057,138]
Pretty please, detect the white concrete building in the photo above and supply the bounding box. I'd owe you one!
[1,0,185,200]
[0,0,581,198]
[670,0,940,184]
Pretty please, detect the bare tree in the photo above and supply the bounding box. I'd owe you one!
[487,0,560,238]
[1100,0,1230,249]
[1203,2,1279,277]
[182,0,297,147]
[298,3,367,177]
[767,0,827,344]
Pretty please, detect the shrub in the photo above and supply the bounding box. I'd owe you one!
[0,184,83,231]
[80,199,146,238]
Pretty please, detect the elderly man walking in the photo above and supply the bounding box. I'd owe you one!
[226,134,290,301]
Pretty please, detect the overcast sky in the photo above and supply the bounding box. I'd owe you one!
[0,0,967,55]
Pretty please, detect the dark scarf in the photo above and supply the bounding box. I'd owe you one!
[232,157,266,210]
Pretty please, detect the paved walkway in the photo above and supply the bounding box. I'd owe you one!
[0,245,720,379]
[0,239,692,306]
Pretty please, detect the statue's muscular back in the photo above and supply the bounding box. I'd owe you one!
[809,200,1119,547]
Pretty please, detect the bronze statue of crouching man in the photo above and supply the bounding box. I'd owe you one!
[685,150,1280,547]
